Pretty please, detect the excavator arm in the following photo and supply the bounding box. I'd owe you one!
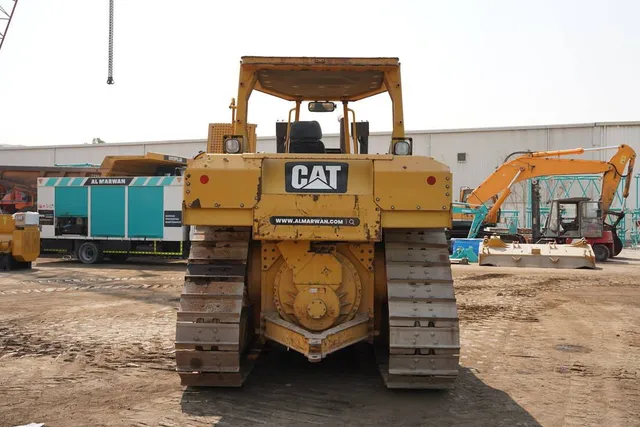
[465,145,636,224]
[600,144,635,214]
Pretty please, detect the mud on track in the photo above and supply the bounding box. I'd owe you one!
[1,254,639,426]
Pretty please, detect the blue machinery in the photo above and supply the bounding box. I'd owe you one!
[450,204,519,240]
[451,203,489,239]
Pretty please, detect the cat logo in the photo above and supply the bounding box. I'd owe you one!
[285,162,349,193]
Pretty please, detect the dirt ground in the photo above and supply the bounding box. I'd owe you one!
[1,252,639,427]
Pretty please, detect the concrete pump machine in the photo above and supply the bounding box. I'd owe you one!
[175,57,459,389]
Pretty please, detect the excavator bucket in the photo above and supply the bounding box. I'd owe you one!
[478,236,596,269]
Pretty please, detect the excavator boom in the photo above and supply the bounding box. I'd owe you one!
[465,144,636,224]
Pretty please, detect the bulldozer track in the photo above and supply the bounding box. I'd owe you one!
[175,226,259,387]
[173,226,458,389]
[379,228,460,389]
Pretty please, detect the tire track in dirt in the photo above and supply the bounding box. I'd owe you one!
[0,276,184,295]
[0,319,176,371]
[0,274,181,372]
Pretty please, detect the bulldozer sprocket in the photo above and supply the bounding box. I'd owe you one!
[378,228,460,389]
[175,226,260,387]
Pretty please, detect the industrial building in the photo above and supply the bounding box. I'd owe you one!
[2,120,640,245]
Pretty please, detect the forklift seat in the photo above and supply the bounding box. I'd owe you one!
[289,121,326,154]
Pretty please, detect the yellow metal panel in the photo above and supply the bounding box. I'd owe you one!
[0,215,15,233]
[260,242,281,271]
[260,158,373,195]
[264,317,310,355]
[383,66,405,139]
[184,209,253,227]
[321,320,369,355]
[381,211,452,229]
[99,152,188,176]
[277,241,342,285]
[452,212,475,222]
[259,242,374,337]
[11,227,40,262]
[254,195,380,242]
[374,157,452,212]
[263,313,370,359]
[261,267,283,318]
[340,243,374,340]
[184,155,260,210]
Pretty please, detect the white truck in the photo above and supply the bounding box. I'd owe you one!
[37,174,189,264]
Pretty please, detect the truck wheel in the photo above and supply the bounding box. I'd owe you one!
[593,244,610,263]
[77,242,103,264]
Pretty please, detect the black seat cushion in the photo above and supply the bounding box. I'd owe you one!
[289,121,325,153]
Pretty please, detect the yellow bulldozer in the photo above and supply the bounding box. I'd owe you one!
[0,212,40,271]
[175,57,459,389]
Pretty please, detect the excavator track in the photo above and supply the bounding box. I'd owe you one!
[378,228,460,389]
[175,226,260,387]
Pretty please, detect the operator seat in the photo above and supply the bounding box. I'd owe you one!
[289,121,326,154]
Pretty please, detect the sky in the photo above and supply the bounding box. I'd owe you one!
[0,0,639,147]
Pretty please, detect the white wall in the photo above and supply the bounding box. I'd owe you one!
[0,140,207,167]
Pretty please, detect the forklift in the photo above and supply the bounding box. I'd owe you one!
[531,180,622,262]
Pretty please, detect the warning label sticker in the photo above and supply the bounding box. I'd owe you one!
[270,216,360,226]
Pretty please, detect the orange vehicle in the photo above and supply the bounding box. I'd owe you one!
[0,180,36,214]
[449,144,636,255]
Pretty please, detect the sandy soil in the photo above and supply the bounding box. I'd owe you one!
[1,252,639,427]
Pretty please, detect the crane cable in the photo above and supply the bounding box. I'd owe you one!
[106,0,114,84]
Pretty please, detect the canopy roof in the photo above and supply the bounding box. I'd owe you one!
[241,56,400,102]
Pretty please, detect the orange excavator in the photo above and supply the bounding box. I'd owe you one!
[451,144,636,258]
[0,180,36,214]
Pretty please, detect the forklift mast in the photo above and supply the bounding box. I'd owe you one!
[531,179,541,243]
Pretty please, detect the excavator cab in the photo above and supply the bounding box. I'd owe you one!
[459,187,473,203]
